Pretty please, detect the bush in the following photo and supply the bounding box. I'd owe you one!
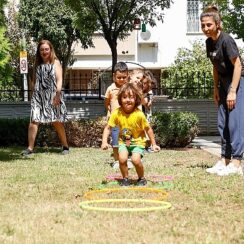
[36,117,108,148]
[0,113,198,148]
[151,111,199,147]
[0,117,29,146]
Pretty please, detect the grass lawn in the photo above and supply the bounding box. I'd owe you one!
[0,146,244,244]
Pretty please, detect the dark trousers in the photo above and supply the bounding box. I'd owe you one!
[218,76,244,159]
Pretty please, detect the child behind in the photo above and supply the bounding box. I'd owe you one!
[104,62,129,166]
[130,69,155,120]
[101,83,160,186]
[141,70,156,122]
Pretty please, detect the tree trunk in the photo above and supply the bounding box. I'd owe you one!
[109,41,118,73]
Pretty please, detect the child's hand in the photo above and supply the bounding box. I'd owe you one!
[151,144,160,152]
[101,142,109,150]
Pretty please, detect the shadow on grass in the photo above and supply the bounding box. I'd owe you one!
[188,163,209,169]
[0,147,63,162]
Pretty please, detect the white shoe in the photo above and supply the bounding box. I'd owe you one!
[112,161,119,169]
[217,163,243,176]
[206,160,226,174]
[112,160,134,169]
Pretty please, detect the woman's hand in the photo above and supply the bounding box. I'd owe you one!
[53,92,61,106]
[227,89,236,110]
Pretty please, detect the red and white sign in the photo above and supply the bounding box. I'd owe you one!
[20,51,28,74]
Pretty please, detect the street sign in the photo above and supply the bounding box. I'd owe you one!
[20,51,28,74]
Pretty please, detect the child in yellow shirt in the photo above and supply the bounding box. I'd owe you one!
[101,83,160,186]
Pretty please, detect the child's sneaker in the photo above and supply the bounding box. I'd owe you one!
[21,148,33,156]
[111,161,119,169]
[217,163,243,176]
[137,178,147,186]
[206,160,226,174]
[120,178,130,187]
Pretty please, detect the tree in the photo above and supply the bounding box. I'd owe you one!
[0,0,13,86]
[0,0,7,26]
[0,27,12,86]
[18,0,93,82]
[201,0,244,41]
[65,0,172,71]
[161,40,213,99]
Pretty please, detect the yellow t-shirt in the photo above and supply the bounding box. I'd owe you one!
[108,108,150,147]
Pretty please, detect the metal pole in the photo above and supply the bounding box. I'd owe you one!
[22,33,28,101]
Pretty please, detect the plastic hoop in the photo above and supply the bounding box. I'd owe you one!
[80,199,172,212]
[148,175,174,182]
[105,174,173,182]
[83,187,168,201]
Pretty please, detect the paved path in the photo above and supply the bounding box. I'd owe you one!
[191,136,221,157]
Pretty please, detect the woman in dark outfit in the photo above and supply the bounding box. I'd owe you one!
[200,6,244,176]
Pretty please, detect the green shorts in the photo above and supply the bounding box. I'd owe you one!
[119,144,145,157]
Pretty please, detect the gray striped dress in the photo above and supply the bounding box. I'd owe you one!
[30,63,67,123]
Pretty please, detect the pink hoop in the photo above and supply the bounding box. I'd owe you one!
[105,174,173,182]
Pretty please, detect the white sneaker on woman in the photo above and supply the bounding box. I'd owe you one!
[217,163,243,176]
[206,160,226,174]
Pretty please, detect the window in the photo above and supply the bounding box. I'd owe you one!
[187,0,207,33]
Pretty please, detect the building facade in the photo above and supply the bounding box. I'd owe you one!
[66,0,244,96]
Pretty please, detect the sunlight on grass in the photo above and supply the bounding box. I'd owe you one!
[0,146,244,243]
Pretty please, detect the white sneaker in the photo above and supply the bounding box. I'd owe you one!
[217,163,244,176]
[112,161,119,169]
[206,161,226,174]
[112,160,134,169]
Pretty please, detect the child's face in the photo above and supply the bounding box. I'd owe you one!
[113,71,128,87]
[130,72,143,83]
[142,78,152,93]
[121,89,136,114]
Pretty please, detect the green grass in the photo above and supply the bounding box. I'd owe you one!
[0,146,244,244]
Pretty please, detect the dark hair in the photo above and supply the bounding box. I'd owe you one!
[35,40,57,67]
[144,70,156,85]
[118,82,142,109]
[200,5,222,30]
[114,61,128,73]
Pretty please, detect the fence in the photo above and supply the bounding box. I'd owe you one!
[0,72,213,102]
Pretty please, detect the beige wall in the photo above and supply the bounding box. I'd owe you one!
[73,32,136,56]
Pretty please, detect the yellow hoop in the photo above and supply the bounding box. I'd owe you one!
[80,199,172,212]
[83,187,168,201]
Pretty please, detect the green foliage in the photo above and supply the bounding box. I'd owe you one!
[0,117,107,147]
[0,0,7,26]
[18,0,93,79]
[65,0,172,70]
[0,113,198,148]
[0,117,29,146]
[161,40,213,99]
[0,26,12,86]
[201,0,244,41]
[151,111,199,147]
[5,2,36,87]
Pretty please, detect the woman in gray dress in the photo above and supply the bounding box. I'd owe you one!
[21,40,69,155]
